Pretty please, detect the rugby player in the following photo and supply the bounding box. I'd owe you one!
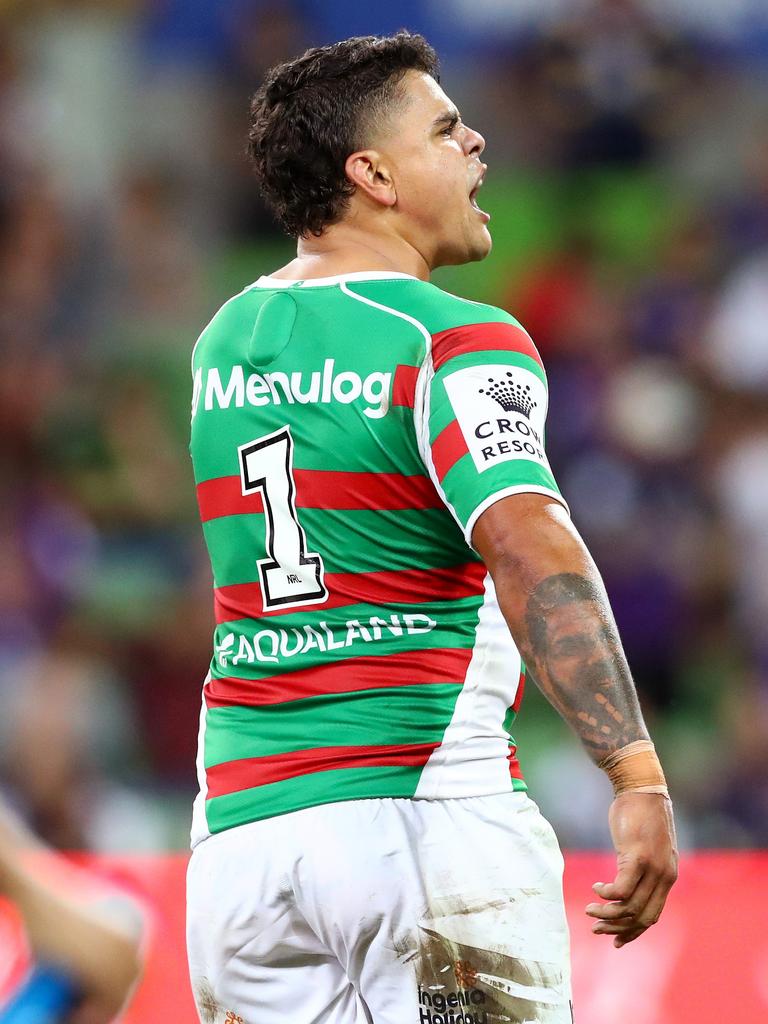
[186,31,677,1024]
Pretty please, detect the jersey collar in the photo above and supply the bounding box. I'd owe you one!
[253,271,420,288]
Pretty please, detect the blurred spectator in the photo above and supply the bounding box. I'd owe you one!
[714,424,768,653]
[708,248,768,392]
[221,3,314,241]
[489,0,707,171]
[717,128,768,263]
[629,215,718,360]
[501,232,612,360]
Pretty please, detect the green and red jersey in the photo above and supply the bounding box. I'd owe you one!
[189,271,567,842]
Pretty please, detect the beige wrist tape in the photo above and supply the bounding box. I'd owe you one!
[598,740,669,798]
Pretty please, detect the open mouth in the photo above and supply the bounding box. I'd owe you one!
[469,175,490,221]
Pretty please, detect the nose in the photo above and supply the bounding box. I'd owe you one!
[464,124,485,158]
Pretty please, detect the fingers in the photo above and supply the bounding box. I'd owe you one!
[587,871,654,943]
[586,869,656,922]
[587,868,676,947]
[591,858,644,904]
[614,875,675,948]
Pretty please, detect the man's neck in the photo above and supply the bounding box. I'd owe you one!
[269,226,432,282]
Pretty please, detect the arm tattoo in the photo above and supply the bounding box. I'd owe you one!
[520,572,648,761]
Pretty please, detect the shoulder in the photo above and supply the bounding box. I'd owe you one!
[343,279,542,377]
[191,283,294,371]
[199,281,275,337]
[421,287,525,338]
[342,279,538,371]
[415,288,542,376]
[342,277,524,335]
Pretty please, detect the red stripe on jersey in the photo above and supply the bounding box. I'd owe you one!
[294,469,442,511]
[197,469,442,522]
[508,744,524,780]
[214,560,486,623]
[431,420,469,482]
[205,647,473,708]
[392,364,420,408]
[197,477,263,520]
[206,742,440,797]
[513,667,526,713]
[431,321,543,373]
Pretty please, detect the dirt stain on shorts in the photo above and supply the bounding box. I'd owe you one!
[414,891,571,1023]
[193,977,221,1024]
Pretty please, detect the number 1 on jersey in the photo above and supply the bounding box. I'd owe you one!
[238,427,328,610]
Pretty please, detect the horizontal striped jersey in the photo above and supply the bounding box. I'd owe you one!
[189,270,568,844]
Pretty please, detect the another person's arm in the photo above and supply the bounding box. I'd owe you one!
[473,494,678,947]
[0,802,142,1021]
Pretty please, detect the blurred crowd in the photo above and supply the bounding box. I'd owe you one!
[1,0,768,851]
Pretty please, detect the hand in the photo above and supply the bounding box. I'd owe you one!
[586,792,678,948]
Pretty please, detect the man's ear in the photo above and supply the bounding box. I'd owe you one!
[345,150,397,208]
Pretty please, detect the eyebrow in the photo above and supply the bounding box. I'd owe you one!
[432,108,461,130]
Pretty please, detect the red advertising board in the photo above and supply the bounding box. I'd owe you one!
[1,852,766,1023]
[564,852,768,1023]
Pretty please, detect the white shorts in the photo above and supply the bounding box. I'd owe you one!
[186,793,572,1024]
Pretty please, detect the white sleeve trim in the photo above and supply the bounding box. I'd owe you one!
[414,355,467,535]
[465,484,571,548]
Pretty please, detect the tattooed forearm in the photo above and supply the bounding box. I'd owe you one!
[518,572,648,762]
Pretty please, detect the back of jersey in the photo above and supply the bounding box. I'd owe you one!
[189,270,567,843]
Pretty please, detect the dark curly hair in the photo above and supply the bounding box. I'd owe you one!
[247,32,439,238]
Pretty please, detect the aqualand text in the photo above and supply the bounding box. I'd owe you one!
[215,613,437,668]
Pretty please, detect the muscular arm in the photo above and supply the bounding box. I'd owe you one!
[473,493,677,946]
[474,497,647,761]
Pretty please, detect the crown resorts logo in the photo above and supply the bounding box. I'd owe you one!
[478,372,537,418]
[442,362,548,471]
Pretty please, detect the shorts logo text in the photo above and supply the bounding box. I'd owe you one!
[418,984,487,1024]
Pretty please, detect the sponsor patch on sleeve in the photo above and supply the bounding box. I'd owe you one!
[441,364,551,473]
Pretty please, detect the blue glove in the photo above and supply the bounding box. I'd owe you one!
[0,964,81,1023]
